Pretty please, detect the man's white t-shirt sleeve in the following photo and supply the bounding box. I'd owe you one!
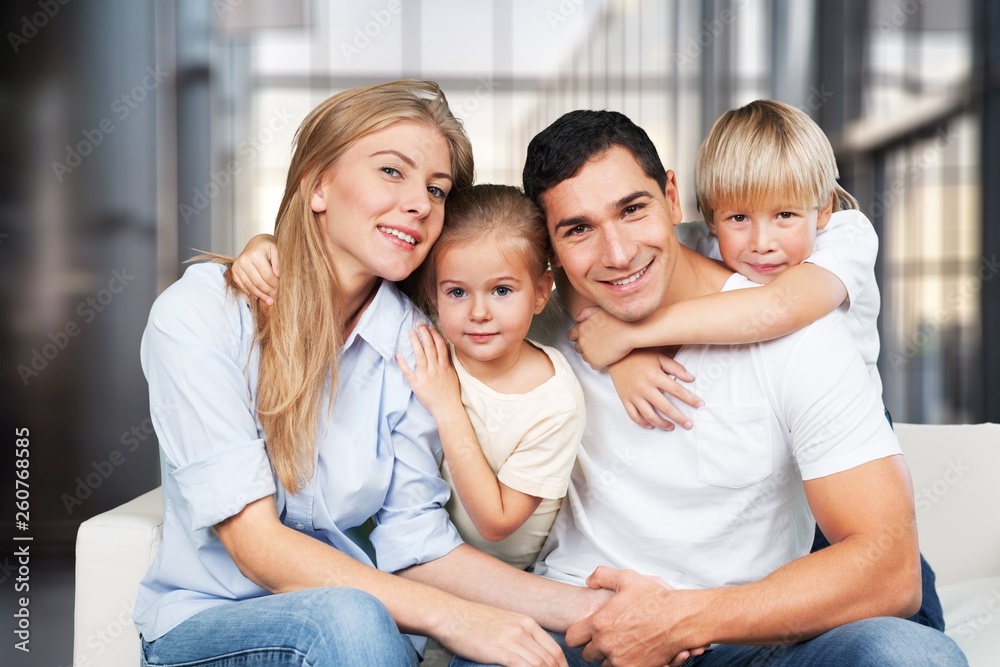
[804,209,878,309]
[764,311,899,480]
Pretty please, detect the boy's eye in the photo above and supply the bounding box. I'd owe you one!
[493,286,513,297]
[778,211,795,219]
[731,214,747,222]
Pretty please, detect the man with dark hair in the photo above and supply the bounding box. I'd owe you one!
[517,110,965,666]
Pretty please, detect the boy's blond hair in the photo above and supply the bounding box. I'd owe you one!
[695,99,857,222]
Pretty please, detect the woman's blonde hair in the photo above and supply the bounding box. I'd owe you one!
[209,80,473,492]
[412,184,549,316]
[695,99,857,223]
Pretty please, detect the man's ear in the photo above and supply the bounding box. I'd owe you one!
[817,192,835,230]
[534,270,555,314]
[664,170,683,222]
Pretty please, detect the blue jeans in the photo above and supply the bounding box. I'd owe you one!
[141,587,419,666]
[449,618,967,667]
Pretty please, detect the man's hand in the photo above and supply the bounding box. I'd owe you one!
[566,567,709,667]
[231,233,279,304]
[607,351,703,430]
[568,307,634,369]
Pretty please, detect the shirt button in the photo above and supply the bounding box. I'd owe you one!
[295,522,305,529]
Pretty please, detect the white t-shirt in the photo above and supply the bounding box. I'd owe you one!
[534,274,900,589]
[442,340,586,570]
[675,210,883,398]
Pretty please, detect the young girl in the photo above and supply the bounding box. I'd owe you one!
[233,184,585,571]
[398,183,585,570]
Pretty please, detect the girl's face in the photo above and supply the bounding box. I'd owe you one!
[707,194,833,285]
[310,121,454,293]
[432,238,552,377]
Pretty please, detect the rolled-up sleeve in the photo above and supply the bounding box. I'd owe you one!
[371,389,463,573]
[140,266,276,532]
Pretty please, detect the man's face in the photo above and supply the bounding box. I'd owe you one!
[540,146,682,322]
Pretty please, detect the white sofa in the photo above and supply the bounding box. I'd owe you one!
[73,423,1000,666]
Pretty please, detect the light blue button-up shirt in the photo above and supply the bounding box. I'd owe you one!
[134,263,462,642]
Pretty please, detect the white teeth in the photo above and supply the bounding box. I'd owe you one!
[379,226,416,245]
[610,265,647,286]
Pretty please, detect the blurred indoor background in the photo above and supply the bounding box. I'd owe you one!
[1,1,998,665]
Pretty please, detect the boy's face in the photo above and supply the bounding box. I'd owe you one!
[706,194,834,285]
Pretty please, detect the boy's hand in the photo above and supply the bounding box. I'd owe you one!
[396,324,464,418]
[568,307,635,370]
[607,351,703,430]
[232,234,279,304]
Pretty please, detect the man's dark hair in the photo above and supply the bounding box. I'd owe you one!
[521,110,668,210]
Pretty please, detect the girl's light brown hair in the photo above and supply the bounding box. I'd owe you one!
[695,99,857,223]
[207,80,473,492]
[413,184,549,316]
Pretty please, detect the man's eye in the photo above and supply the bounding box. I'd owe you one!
[566,225,588,236]
[624,204,640,215]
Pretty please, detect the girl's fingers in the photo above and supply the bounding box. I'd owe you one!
[429,325,450,363]
[409,329,428,368]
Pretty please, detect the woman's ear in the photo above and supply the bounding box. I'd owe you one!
[309,175,328,214]
[817,192,835,230]
[534,270,555,314]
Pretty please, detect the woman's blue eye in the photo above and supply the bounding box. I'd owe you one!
[428,186,447,200]
[382,167,401,177]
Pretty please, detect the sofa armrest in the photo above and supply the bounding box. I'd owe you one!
[73,487,163,667]
[895,423,1000,586]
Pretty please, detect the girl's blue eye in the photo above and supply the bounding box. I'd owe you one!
[493,286,512,297]
[446,288,466,298]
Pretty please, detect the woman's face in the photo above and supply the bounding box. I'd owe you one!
[311,120,454,292]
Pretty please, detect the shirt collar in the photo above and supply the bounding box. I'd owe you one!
[343,279,408,361]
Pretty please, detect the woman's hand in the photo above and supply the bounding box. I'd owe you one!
[395,323,463,419]
[436,602,568,667]
[231,234,280,304]
[568,307,634,370]
[607,351,703,430]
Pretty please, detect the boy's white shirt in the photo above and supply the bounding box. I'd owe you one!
[675,209,884,401]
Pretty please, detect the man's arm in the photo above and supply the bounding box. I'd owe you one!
[566,455,920,666]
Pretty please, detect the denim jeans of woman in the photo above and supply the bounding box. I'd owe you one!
[141,587,419,666]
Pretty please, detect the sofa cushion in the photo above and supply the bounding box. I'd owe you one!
[940,575,1000,666]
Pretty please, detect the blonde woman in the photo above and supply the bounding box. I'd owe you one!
[134,81,595,667]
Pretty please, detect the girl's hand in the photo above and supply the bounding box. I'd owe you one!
[395,323,463,418]
[231,234,279,304]
[568,307,634,370]
[607,351,704,430]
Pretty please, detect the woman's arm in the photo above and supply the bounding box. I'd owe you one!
[396,324,541,541]
[570,263,847,369]
[216,499,568,666]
